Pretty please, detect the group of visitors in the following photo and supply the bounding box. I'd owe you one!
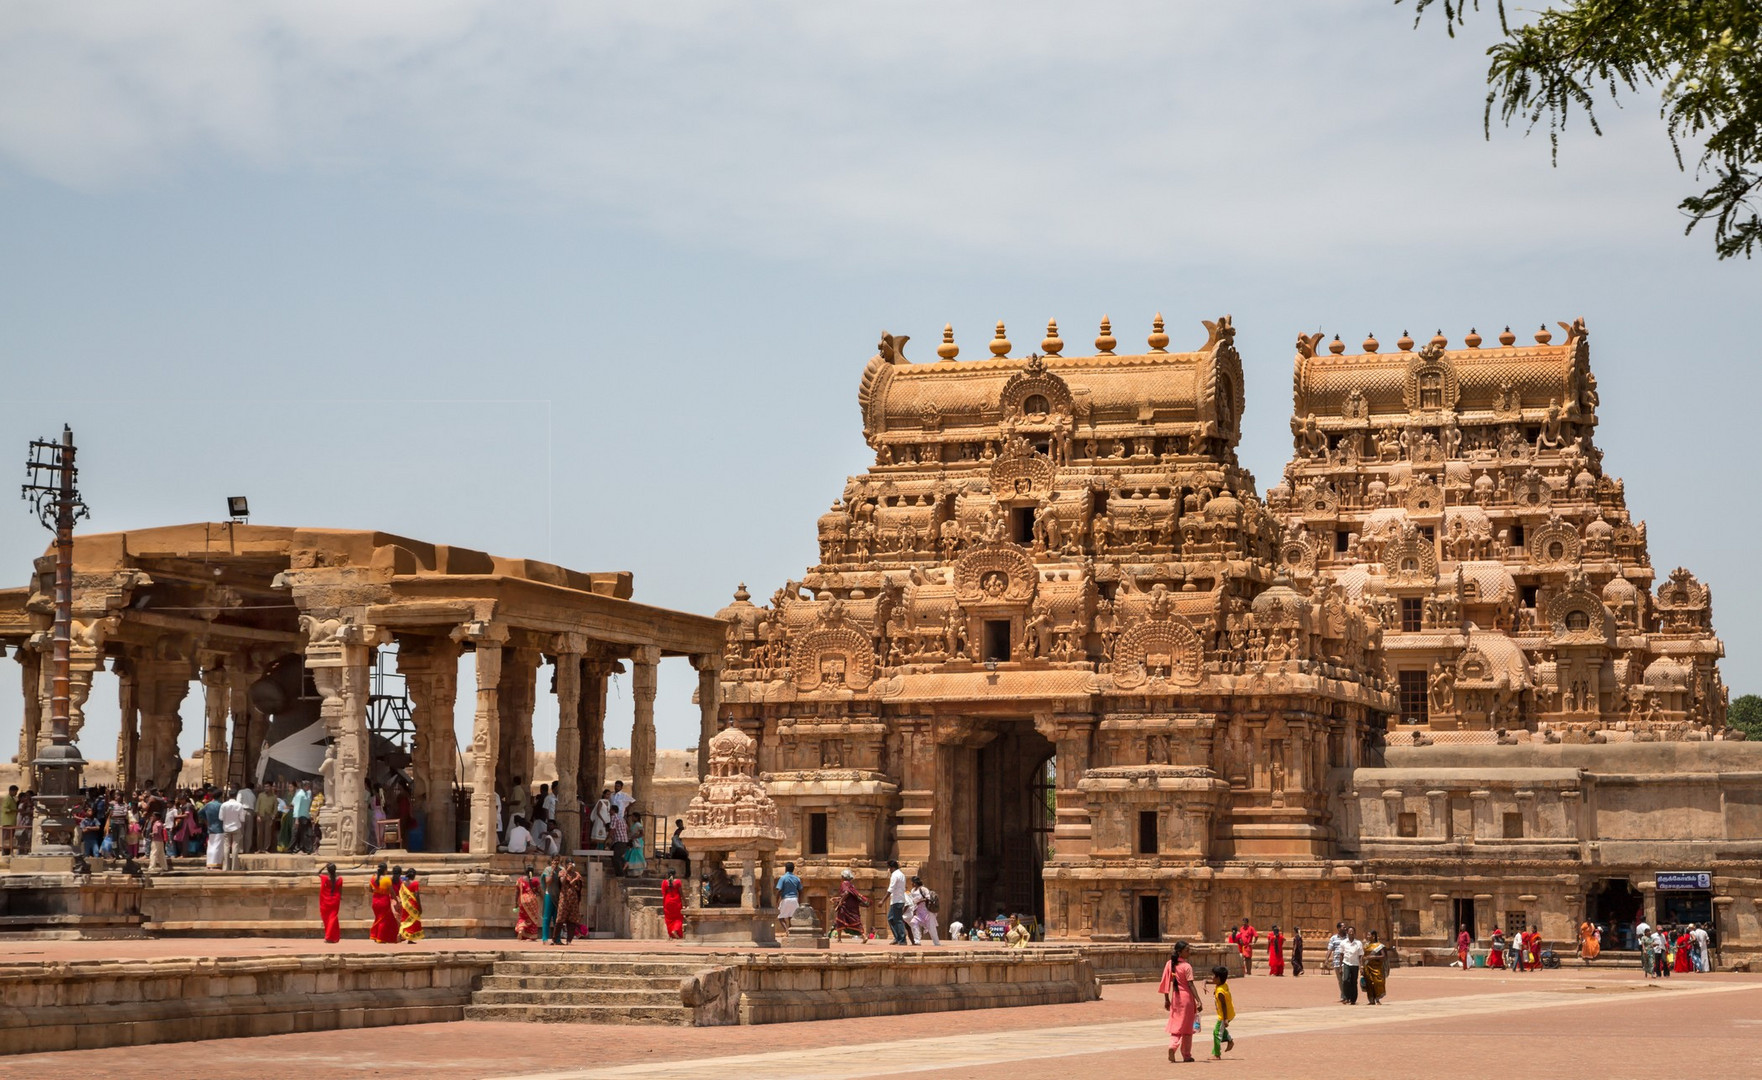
[823,862,948,945]
[314,861,423,943]
[1635,918,1714,976]
[512,857,588,944]
[1324,922,1388,1004]
[6,780,322,869]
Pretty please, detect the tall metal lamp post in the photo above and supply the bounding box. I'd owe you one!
[21,425,89,855]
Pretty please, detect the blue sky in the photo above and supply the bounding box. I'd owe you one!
[1,2,1756,763]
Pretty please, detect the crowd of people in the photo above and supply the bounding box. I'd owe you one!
[1633,918,1715,976]
[817,862,1038,948]
[1,779,324,867]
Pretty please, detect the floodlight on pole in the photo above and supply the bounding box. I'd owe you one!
[227,496,250,523]
[19,425,90,856]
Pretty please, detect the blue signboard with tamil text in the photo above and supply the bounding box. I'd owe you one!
[1655,871,1712,891]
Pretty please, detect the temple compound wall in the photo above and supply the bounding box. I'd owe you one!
[718,318,1396,942]
[2,525,724,857]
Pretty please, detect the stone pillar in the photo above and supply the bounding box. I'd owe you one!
[895,716,935,867]
[553,635,586,854]
[398,635,461,854]
[465,629,507,856]
[226,665,257,789]
[691,654,723,781]
[630,646,661,809]
[16,647,42,790]
[580,660,612,807]
[136,657,194,791]
[305,620,376,857]
[496,646,540,808]
[200,662,230,787]
[114,658,138,793]
[66,665,94,749]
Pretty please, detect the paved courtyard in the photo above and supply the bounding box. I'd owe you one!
[3,942,1757,1080]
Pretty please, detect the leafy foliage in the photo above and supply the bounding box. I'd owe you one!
[1405,1,1762,259]
[1729,693,1762,739]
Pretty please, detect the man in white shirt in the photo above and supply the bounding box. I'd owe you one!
[540,783,557,820]
[885,860,910,945]
[610,780,633,818]
[590,789,613,849]
[235,785,257,853]
[1337,927,1365,1004]
[506,815,533,855]
[1635,919,1651,953]
[218,791,247,871]
[1691,924,1711,971]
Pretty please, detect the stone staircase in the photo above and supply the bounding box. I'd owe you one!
[464,955,706,1024]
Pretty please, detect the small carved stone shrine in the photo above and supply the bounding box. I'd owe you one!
[683,725,784,945]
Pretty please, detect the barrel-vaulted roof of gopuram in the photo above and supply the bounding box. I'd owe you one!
[1291,320,1591,428]
[858,315,1245,451]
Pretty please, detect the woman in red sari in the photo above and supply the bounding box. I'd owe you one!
[318,863,344,943]
[1267,924,1286,975]
[661,869,685,939]
[514,865,543,941]
[1673,930,1694,973]
[831,869,870,943]
[368,862,399,944]
[1158,940,1200,1063]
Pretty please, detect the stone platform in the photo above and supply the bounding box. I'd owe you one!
[0,939,1158,1053]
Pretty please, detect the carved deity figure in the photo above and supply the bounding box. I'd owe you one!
[1428,663,1455,715]
[1537,399,1566,450]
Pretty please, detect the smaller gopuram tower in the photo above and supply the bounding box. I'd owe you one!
[1272,322,1725,741]
[719,316,1394,942]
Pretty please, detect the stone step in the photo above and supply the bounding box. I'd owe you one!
[471,987,681,1008]
[462,1003,692,1025]
[478,973,685,992]
[487,960,706,978]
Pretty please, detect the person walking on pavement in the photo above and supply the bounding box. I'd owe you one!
[885,860,909,945]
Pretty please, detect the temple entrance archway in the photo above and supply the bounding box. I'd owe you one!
[963,721,1055,929]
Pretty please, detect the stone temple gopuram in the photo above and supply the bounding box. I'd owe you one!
[1272,321,1726,739]
[717,317,1397,941]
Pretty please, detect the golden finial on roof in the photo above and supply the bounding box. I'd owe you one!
[1534,323,1553,344]
[1147,313,1169,352]
[990,320,1011,358]
[937,323,960,361]
[1397,330,1414,352]
[1328,334,1345,355]
[1464,328,1483,348]
[1499,326,1516,346]
[734,583,750,602]
[1042,319,1063,355]
[1430,329,1447,348]
[1095,315,1116,355]
[1363,333,1380,353]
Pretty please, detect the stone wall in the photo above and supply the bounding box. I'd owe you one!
[683,948,1102,1025]
[0,951,497,1054]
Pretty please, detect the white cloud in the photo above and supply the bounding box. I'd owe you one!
[0,1,1702,262]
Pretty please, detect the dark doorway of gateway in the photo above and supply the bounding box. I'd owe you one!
[1586,878,1645,950]
[1452,898,1477,944]
[1136,894,1162,942]
[1657,889,1713,930]
[970,723,1055,929]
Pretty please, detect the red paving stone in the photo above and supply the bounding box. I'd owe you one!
[2,950,1757,1080]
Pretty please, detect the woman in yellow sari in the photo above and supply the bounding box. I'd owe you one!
[1578,920,1600,961]
[397,869,424,943]
[1362,930,1388,1004]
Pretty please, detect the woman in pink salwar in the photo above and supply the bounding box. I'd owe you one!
[1158,940,1201,1063]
